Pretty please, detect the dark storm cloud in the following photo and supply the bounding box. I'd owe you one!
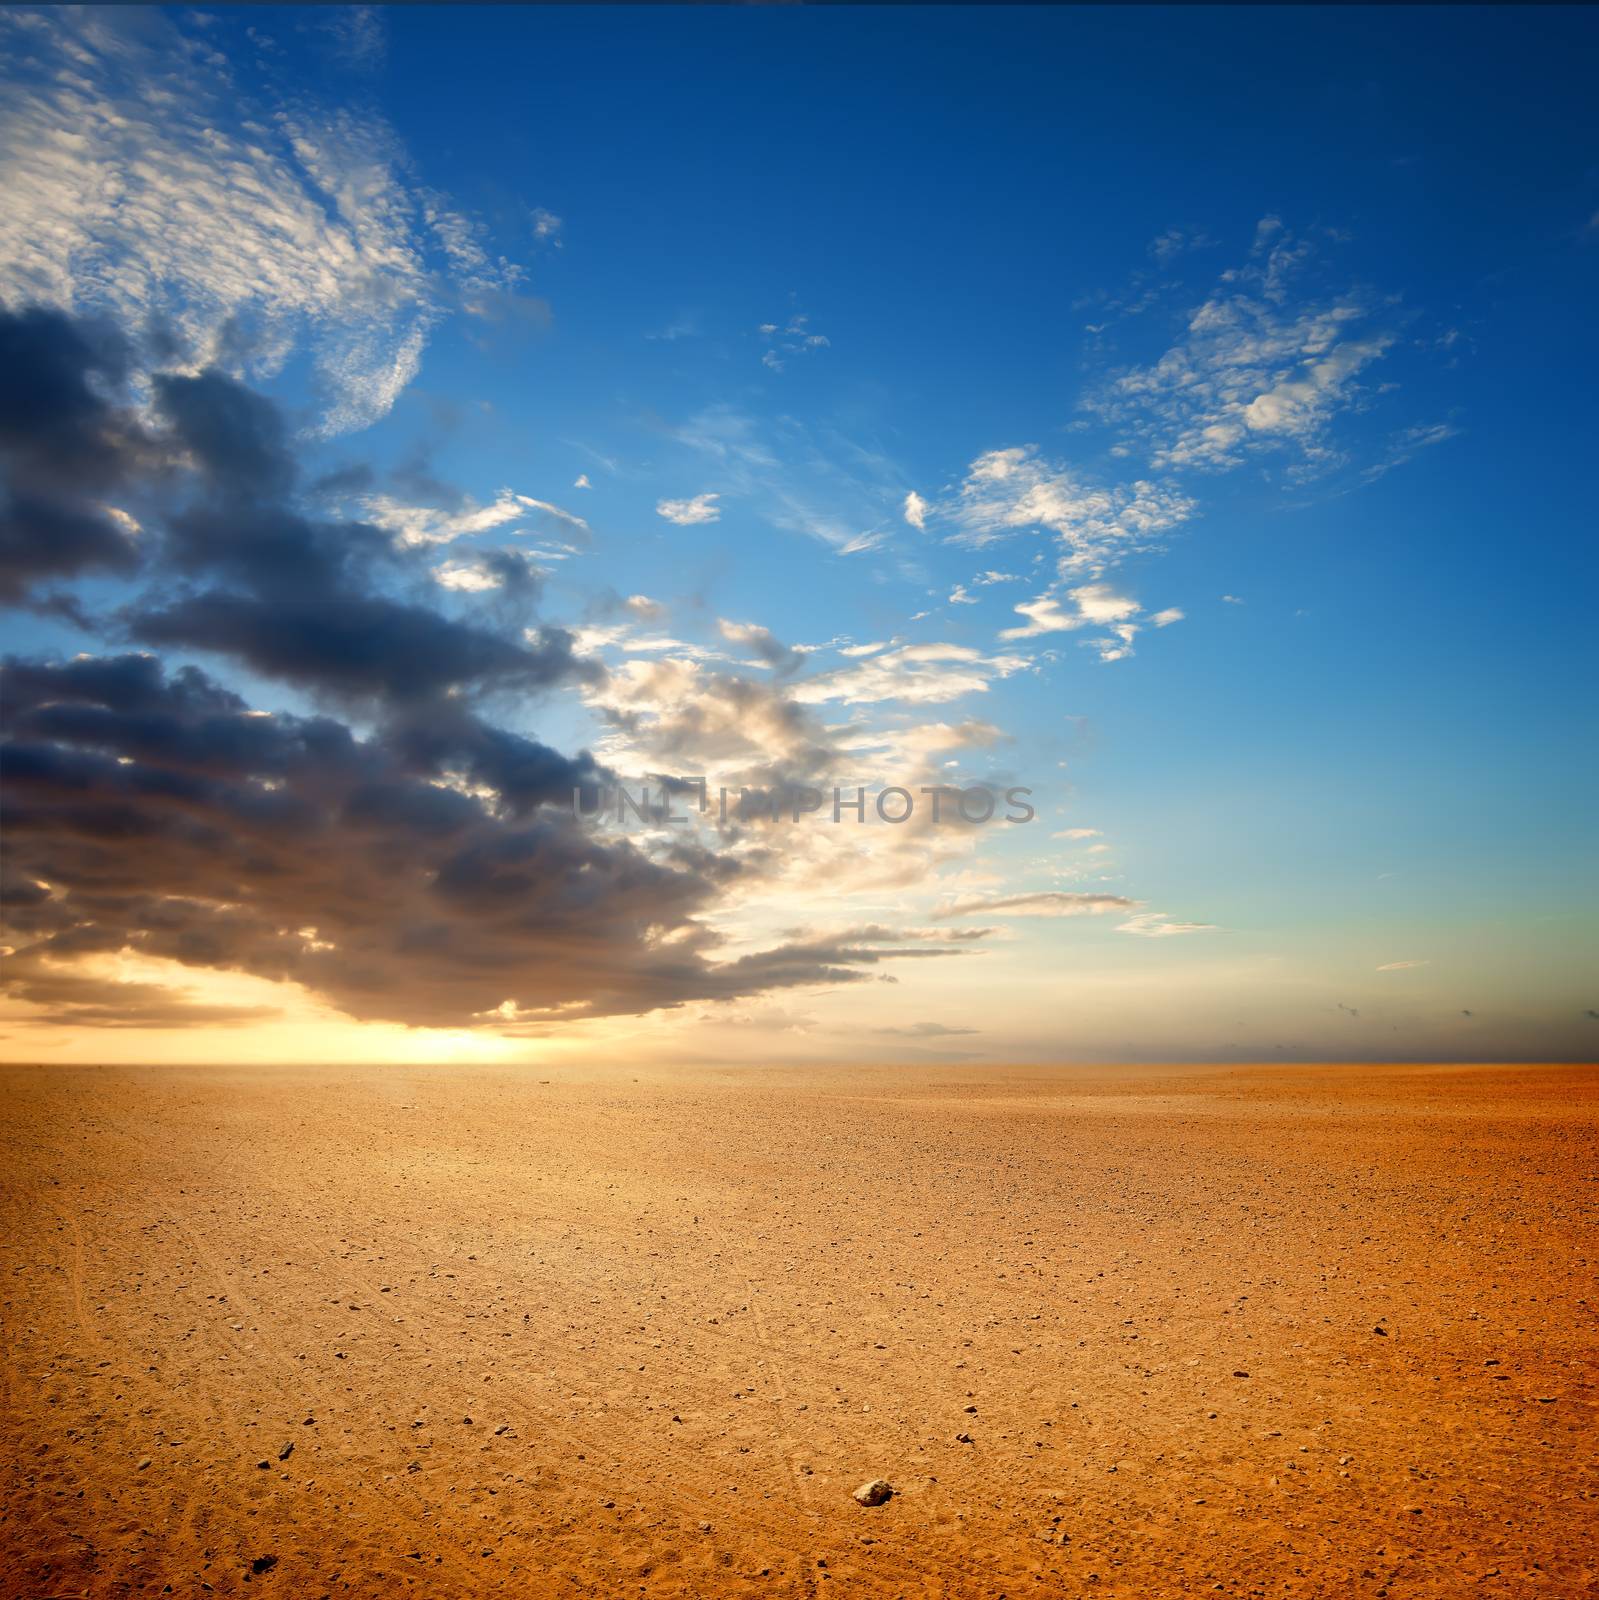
[131,592,592,705]
[0,654,955,1028]
[1,308,969,1029]
[2,305,598,708]
[135,368,587,706]
[0,307,152,602]
[153,370,295,499]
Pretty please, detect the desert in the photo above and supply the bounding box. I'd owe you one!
[1,1060,1593,1597]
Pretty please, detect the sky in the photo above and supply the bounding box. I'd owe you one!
[1,4,1595,1066]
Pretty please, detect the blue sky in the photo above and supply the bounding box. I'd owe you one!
[1,5,1594,1062]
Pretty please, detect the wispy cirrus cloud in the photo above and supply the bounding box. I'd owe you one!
[758,311,829,372]
[938,890,1137,918]
[1116,912,1218,938]
[362,489,588,547]
[789,642,1029,707]
[0,7,536,435]
[666,404,899,557]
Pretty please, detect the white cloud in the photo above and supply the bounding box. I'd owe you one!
[939,891,1136,918]
[941,446,1194,568]
[948,584,978,605]
[1000,596,1082,639]
[1151,607,1185,627]
[1096,222,1397,474]
[1052,828,1101,841]
[790,643,1028,707]
[657,493,721,526]
[624,594,665,620]
[573,473,592,489]
[1116,912,1218,938]
[433,559,511,593]
[361,489,586,547]
[903,490,928,530]
[1072,584,1141,624]
[1222,594,1245,604]
[513,494,589,532]
[759,311,829,372]
[1000,584,1145,656]
[0,8,528,435]
[1376,959,1430,972]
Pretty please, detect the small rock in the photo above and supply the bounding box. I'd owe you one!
[852,1478,893,1507]
[278,1442,293,1461]
[249,1555,277,1575]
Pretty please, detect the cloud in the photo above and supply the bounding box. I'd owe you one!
[940,446,1195,568]
[1150,607,1184,626]
[433,560,503,593]
[0,9,528,435]
[573,473,592,489]
[758,312,829,372]
[1362,421,1460,483]
[1,650,953,1028]
[19,356,600,712]
[1000,582,1167,662]
[938,891,1137,918]
[1149,227,1216,263]
[321,6,386,70]
[903,490,928,530]
[718,620,806,677]
[134,578,586,713]
[1376,959,1429,971]
[1115,912,1217,938]
[360,489,573,548]
[1094,222,1397,475]
[657,492,721,525]
[948,584,977,605]
[666,404,901,560]
[789,643,1028,706]
[0,308,149,605]
[0,340,985,1036]
[875,1021,979,1038]
[1052,827,1101,841]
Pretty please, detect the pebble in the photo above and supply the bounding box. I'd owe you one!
[852,1478,893,1507]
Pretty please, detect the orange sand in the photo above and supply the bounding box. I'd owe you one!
[1,1060,1594,1597]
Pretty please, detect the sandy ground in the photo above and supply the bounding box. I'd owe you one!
[0,1060,1594,1599]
